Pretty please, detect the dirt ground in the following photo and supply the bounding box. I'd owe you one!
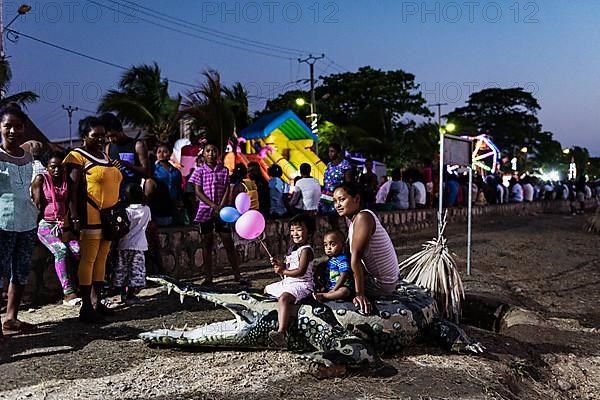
[1,212,599,400]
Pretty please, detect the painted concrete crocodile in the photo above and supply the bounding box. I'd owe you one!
[139,275,483,367]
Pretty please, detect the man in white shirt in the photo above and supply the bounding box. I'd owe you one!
[406,170,426,209]
[376,178,392,204]
[290,163,321,213]
[509,179,523,203]
[522,179,534,202]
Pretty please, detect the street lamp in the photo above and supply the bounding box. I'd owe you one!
[295,96,319,153]
[1,3,32,58]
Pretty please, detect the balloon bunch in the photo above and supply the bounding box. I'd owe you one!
[219,193,272,257]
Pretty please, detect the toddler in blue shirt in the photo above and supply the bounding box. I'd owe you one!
[314,230,353,301]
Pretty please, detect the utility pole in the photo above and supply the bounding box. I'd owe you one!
[62,105,79,148]
[298,53,325,153]
[430,102,448,235]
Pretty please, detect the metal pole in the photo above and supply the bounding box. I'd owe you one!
[467,166,473,275]
[432,102,447,236]
[298,54,325,154]
[309,61,317,154]
[62,105,78,148]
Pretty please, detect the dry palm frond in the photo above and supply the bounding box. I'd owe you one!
[586,206,600,233]
[399,212,464,322]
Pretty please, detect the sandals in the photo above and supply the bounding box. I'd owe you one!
[2,319,37,334]
[63,297,82,306]
[95,299,116,316]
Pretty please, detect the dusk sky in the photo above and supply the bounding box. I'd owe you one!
[5,0,600,155]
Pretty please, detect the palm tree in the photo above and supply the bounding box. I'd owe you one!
[222,82,250,133]
[98,63,181,141]
[0,57,38,107]
[181,69,234,151]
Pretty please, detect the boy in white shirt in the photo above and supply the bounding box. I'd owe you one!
[290,163,321,214]
[113,183,151,305]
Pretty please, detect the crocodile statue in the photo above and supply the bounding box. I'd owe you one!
[139,275,483,367]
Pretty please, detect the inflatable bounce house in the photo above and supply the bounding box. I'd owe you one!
[224,110,326,184]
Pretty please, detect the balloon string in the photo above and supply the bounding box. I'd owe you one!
[258,237,272,259]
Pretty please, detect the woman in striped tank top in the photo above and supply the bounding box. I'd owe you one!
[333,183,399,315]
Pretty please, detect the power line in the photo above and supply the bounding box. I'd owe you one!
[246,79,310,101]
[86,0,297,61]
[35,106,62,123]
[78,107,97,114]
[37,112,64,125]
[113,0,316,56]
[5,28,196,89]
[324,56,349,73]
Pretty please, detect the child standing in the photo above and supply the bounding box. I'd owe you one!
[113,183,151,305]
[264,214,315,347]
[188,142,241,285]
[31,151,81,305]
[314,230,353,301]
[267,164,289,218]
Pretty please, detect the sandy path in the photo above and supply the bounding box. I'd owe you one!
[1,213,599,400]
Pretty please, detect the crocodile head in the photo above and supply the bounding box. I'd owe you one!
[139,276,286,349]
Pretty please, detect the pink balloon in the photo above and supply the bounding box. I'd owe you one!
[235,210,265,240]
[235,192,251,214]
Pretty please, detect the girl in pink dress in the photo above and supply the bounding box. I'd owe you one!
[264,214,315,347]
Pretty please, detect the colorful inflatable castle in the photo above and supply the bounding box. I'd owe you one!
[224,110,326,184]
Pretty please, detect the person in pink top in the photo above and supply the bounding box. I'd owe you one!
[188,142,241,285]
[31,152,81,305]
[332,182,399,315]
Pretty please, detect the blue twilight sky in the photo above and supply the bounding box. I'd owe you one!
[4,0,600,155]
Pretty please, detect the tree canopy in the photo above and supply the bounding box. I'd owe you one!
[98,63,181,141]
[261,66,432,166]
[0,57,39,109]
[446,87,568,171]
[181,70,251,151]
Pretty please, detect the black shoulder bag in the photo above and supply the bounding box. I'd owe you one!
[75,148,131,241]
[87,198,130,241]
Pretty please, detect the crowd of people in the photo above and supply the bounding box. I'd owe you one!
[1,104,598,348]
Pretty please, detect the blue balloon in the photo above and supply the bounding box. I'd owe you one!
[219,206,241,223]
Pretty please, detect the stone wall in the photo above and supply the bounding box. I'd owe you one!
[156,199,595,279]
[27,199,596,298]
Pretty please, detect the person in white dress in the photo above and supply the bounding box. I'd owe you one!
[264,214,315,346]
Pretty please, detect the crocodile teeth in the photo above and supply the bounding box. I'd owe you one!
[196,296,201,302]
[179,293,185,304]
[167,285,173,295]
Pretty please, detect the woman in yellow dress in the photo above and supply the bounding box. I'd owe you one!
[64,116,122,323]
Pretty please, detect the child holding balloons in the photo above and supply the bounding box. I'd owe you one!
[264,214,316,347]
[188,142,241,285]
